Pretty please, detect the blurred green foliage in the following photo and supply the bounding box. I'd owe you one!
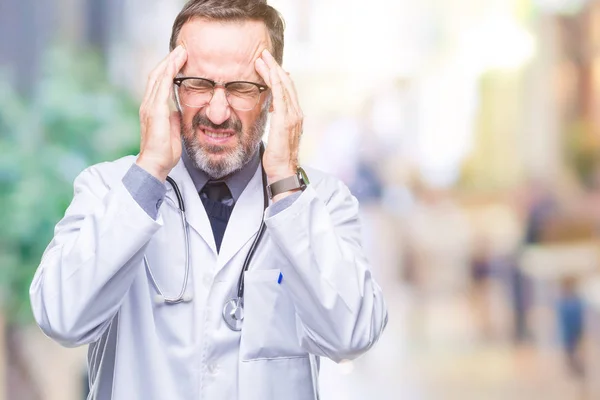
[0,45,141,324]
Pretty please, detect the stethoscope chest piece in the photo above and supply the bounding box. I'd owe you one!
[223,298,244,331]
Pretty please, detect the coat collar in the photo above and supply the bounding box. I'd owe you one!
[164,155,267,268]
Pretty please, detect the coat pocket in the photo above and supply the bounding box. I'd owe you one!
[240,268,308,360]
[239,356,316,400]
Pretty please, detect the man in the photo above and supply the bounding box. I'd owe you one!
[29,1,388,399]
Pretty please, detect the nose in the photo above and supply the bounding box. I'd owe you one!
[205,88,231,126]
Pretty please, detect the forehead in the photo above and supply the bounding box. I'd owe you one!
[178,18,270,80]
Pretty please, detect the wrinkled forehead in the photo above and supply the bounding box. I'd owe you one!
[177,18,271,81]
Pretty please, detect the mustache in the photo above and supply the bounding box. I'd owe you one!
[192,111,242,133]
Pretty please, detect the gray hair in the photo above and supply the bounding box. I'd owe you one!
[169,0,285,64]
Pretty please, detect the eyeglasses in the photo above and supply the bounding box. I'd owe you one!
[173,77,268,111]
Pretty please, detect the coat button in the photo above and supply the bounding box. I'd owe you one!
[203,274,213,287]
[207,363,220,375]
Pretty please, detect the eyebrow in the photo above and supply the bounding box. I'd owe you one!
[178,74,266,86]
[178,64,264,84]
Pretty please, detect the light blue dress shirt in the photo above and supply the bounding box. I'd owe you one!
[122,147,300,219]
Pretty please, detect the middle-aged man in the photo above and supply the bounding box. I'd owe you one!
[30,1,388,399]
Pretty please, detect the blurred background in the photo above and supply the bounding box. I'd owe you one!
[4,0,600,399]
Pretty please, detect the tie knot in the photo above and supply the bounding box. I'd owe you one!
[201,181,232,202]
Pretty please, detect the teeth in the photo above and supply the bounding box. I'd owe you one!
[205,131,233,138]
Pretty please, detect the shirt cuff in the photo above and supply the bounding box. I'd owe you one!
[265,191,302,218]
[122,164,167,220]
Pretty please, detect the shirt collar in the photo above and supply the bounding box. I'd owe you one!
[181,144,261,202]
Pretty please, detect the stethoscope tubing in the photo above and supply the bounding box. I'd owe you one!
[236,162,269,299]
[145,144,268,309]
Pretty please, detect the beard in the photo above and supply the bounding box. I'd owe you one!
[181,105,268,179]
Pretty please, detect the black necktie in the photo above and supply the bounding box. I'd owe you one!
[199,181,233,252]
[201,181,232,203]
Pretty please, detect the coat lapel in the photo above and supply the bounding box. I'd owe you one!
[165,159,217,255]
[217,163,266,271]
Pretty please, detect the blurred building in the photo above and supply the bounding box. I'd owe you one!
[551,0,600,188]
[0,0,183,98]
[0,0,55,95]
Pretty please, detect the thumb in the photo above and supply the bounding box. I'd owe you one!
[168,90,182,138]
[169,110,182,140]
[170,110,183,157]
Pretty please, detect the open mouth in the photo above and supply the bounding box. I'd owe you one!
[201,128,236,144]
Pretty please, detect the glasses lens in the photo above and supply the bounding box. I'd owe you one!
[179,78,214,108]
[226,83,261,111]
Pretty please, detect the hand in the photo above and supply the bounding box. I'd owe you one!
[136,45,188,182]
[255,49,303,185]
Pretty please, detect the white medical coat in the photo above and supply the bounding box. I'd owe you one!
[29,155,388,400]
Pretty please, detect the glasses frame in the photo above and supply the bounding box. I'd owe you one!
[173,77,268,111]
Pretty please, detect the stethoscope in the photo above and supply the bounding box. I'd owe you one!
[143,143,269,331]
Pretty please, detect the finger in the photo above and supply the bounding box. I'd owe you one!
[265,61,303,125]
[169,110,182,144]
[261,50,301,113]
[275,68,303,153]
[170,45,188,78]
[144,46,186,107]
[268,61,288,114]
[281,70,299,104]
[260,49,281,89]
[142,53,172,107]
[260,48,279,69]
[152,47,187,112]
[255,58,271,87]
[157,47,187,100]
[275,67,301,115]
